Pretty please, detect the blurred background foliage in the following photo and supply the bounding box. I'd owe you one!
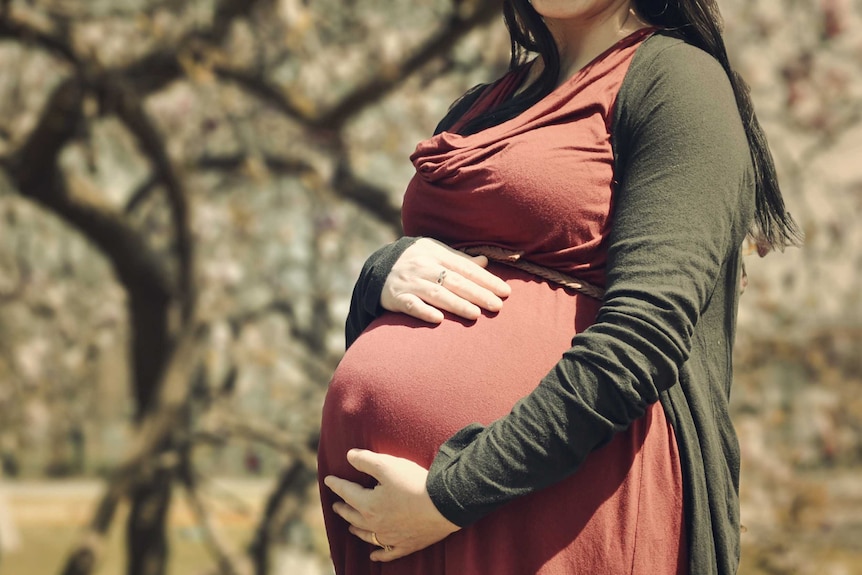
[0,0,859,574]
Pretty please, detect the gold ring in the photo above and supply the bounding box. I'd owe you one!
[370,532,393,552]
[436,269,447,285]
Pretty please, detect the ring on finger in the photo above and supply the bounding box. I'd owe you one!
[436,269,447,286]
[371,532,393,552]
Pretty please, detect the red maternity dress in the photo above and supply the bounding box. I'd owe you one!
[318,29,686,575]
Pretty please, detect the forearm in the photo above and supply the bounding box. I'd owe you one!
[426,311,683,525]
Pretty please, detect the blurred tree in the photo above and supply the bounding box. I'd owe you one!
[0,0,505,574]
[0,0,860,574]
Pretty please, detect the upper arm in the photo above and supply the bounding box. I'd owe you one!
[599,40,755,382]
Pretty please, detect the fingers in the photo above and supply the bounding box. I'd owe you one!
[448,252,512,300]
[393,292,445,324]
[432,270,503,315]
[394,278,481,321]
[348,526,377,546]
[345,448,386,475]
[349,527,390,550]
[390,271,504,321]
[326,450,453,563]
[381,238,512,323]
[349,527,407,562]
[433,248,511,302]
[370,544,408,562]
[324,475,372,514]
[326,466,407,562]
[332,500,369,530]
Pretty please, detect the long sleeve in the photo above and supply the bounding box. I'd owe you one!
[345,236,420,349]
[425,34,755,540]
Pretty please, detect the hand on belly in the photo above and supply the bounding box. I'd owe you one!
[323,449,460,562]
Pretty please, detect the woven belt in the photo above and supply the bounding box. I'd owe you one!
[462,245,605,301]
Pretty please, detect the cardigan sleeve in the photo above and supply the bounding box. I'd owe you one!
[344,236,420,349]
[424,38,754,526]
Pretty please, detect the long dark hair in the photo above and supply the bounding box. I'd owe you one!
[456,0,801,250]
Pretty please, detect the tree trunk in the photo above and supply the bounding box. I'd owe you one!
[126,292,175,575]
[126,467,173,575]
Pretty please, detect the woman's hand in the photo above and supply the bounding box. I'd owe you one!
[382,238,511,323]
[323,449,461,562]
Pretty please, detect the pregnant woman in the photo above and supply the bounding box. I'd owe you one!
[318,1,800,574]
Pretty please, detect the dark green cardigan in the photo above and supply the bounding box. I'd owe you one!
[344,33,755,575]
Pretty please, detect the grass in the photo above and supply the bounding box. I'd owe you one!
[3,477,861,575]
[1,523,258,575]
[0,479,331,575]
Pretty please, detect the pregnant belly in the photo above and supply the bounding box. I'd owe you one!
[319,265,600,483]
[317,265,686,575]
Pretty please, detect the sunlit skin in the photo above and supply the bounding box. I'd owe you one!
[536,0,646,66]
[323,0,650,563]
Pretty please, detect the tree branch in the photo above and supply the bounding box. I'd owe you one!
[124,173,160,214]
[332,162,403,234]
[212,66,315,124]
[96,78,196,322]
[3,77,174,298]
[247,459,317,575]
[113,0,267,97]
[209,0,501,132]
[0,9,78,66]
[197,153,402,232]
[314,0,501,130]
[59,323,206,575]
[196,153,314,176]
[177,455,250,575]
[198,410,318,464]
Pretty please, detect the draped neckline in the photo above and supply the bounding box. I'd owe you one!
[435,26,658,146]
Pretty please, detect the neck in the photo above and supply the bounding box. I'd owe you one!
[545,3,648,84]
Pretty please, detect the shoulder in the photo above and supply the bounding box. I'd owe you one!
[633,32,718,64]
[611,31,753,187]
[619,31,737,115]
[613,31,747,150]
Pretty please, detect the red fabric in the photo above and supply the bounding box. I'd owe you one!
[318,29,686,574]
[401,30,655,286]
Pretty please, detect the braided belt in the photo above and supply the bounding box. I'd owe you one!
[462,245,606,301]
